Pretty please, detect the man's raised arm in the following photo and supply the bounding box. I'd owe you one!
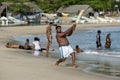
[63,10,85,36]
[64,23,76,36]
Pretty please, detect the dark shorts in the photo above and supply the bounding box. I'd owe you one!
[19,45,24,49]
[38,48,46,51]
[96,42,102,48]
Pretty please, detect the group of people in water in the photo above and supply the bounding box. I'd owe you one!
[96,30,111,49]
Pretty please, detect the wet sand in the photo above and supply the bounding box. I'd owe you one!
[0,23,120,80]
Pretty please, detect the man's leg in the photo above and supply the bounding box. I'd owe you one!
[46,41,50,57]
[55,58,66,66]
[70,52,78,68]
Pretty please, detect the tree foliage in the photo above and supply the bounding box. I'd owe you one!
[1,0,120,12]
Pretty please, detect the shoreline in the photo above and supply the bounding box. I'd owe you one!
[0,23,120,80]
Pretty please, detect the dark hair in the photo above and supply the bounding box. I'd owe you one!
[34,37,40,41]
[97,30,101,33]
[108,33,110,35]
[49,22,53,25]
[106,33,110,37]
[76,45,79,48]
[26,38,29,42]
[56,26,61,30]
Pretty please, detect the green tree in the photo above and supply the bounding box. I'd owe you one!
[0,0,119,13]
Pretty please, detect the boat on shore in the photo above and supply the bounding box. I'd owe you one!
[0,16,28,26]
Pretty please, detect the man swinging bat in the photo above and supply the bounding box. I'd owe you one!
[55,10,85,68]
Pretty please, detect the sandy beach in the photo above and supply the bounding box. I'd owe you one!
[0,23,120,80]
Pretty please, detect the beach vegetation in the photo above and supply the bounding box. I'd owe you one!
[1,0,120,13]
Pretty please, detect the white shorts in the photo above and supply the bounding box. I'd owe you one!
[59,45,74,58]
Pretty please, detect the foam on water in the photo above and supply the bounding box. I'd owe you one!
[82,50,120,57]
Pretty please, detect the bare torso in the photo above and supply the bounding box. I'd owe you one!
[56,33,69,46]
[56,24,76,46]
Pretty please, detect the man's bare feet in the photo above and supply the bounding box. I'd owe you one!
[72,64,78,68]
[46,54,49,58]
[55,61,59,66]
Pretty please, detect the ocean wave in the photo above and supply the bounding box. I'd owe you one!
[82,50,120,57]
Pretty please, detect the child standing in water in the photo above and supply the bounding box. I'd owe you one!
[96,30,102,49]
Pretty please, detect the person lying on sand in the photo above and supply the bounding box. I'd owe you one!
[6,39,32,50]
[6,42,24,49]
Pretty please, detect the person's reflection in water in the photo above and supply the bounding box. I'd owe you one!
[33,50,40,56]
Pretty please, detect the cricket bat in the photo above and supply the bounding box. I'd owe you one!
[75,9,85,24]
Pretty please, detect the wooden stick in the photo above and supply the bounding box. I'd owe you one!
[75,9,85,24]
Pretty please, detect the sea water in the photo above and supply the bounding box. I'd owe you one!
[13,26,120,78]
